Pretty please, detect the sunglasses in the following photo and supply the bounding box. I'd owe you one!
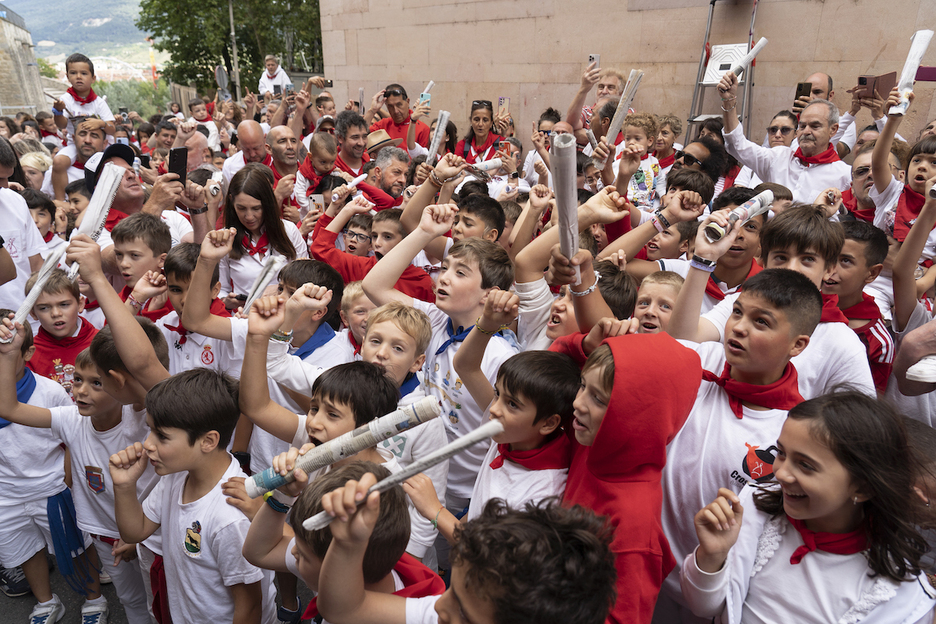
[384,89,406,99]
[768,126,795,136]
[472,100,493,109]
[674,150,703,167]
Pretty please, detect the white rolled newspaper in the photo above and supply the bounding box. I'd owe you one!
[301,419,504,531]
[704,189,773,242]
[586,129,599,152]
[592,69,644,169]
[730,37,768,77]
[889,30,934,116]
[358,88,365,116]
[0,247,67,343]
[422,80,435,94]
[246,396,442,498]
[472,158,502,172]
[65,162,123,281]
[242,255,286,313]
[551,133,581,285]
[333,173,367,203]
[426,110,450,163]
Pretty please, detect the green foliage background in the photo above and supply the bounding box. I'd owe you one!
[94,79,172,119]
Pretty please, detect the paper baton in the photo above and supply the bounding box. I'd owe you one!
[0,247,67,343]
[889,30,934,116]
[333,173,367,203]
[245,396,441,498]
[704,189,773,242]
[301,420,503,531]
[730,37,768,77]
[593,69,643,169]
[551,133,581,284]
[427,110,451,163]
[66,162,123,281]
[242,255,286,313]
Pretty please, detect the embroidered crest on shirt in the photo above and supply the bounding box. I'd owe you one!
[85,465,105,494]
[200,345,214,365]
[184,520,202,557]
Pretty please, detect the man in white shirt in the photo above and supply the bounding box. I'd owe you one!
[719,71,850,204]
[221,121,271,184]
[257,55,291,96]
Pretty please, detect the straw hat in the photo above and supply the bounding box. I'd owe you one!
[365,129,402,155]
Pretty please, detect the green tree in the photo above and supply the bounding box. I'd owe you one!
[36,58,58,79]
[94,79,172,120]
[136,0,322,95]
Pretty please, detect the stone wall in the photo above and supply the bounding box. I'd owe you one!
[0,3,46,116]
[320,0,936,149]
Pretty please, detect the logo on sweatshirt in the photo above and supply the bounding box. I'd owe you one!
[742,443,779,483]
[200,345,214,365]
[184,521,202,557]
[85,465,105,494]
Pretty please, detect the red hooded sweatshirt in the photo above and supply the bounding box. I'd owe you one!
[563,333,702,624]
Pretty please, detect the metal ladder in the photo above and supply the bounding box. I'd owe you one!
[686,0,760,140]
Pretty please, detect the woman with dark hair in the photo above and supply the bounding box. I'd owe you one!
[219,163,308,308]
[699,117,742,199]
[453,99,503,164]
[0,117,21,139]
[736,110,800,187]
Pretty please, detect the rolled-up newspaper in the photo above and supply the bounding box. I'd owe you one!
[301,419,503,531]
[358,88,365,116]
[586,129,599,152]
[0,247,67,343]
[242,255,286,313]
[422,80,435,94]
[551,134,581,285]
[472,158,502,172]
[730,37,768,77]
[245,396,441,498]
[65,162,123,281]
[889,30,934,116]
[426,110,451,164]
[704,189,773,243]
[593,69,644,169]
[333,173,367,203]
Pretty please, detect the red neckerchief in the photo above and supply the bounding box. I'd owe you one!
[242,232,269,256]
[704,259,762,302]
[654,151,676,169]
[820,294,849,324]
[72,160,85,171]
[723,164,741,190]
[164,323,187,344]
[893,185,928,242]
[194,115,211,123]
[83,298,100,311]
[840,292,881,322]
[40,129,58,139]
[28,318,98,380]
[467,132,502,163]
[67,87,97,105]
[348,330,361,356]
[105,208,129,232]
[164,299,230,344]
[786,515,868,564]
[302,553,444,620]
[489,432,571,470]
[42,231,55,243]
[840,189,874,223]
[793,143,840,166]
[639,153,649,161]
[702,361,803,419]
[298,153,335,196]
[267,73,277,80]
[271,162,302,215]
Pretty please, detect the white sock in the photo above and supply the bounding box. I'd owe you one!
[37,596,57,606]
[84,595,106,605]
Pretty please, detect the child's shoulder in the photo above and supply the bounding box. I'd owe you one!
[31,374,74,408]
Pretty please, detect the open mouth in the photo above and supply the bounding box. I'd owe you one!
[547,314,562,327]
[641,322,659,332]
[436,288,450,298]
[726,338,745,353]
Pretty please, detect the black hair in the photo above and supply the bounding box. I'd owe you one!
[497,351,580,426]
[65,53,94,75]
[758,204,844,269]
[462,99,495,146]
[593,259,638,320]
[457,193,506,240]
[457,180,490,201]
[335,110,367,140]
[840,220,888,267]
[155,121,177,135]
[675,219,699,244]
[90,317,170,375]
[739,268,822,337]
[65,179,92,200]
[665,168,716,205]
[384,83,408,100]
[712,186,757,212]
[21,188,56,222]
[692,135,730,183]
[538,107,562,127]
[311,362,399,427]
[577,188,596,206]
[165,242,219,286]
[147,368,240,448]
[224,164,297,262]
[278,259,345,329]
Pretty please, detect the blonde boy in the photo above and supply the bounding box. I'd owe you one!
[634,271,683,335]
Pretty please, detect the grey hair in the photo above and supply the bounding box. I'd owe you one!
[374,147,409,170]
[805,99,839,127]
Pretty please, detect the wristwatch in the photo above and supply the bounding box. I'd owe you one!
[509,171,519,179]
[188,203,209,215]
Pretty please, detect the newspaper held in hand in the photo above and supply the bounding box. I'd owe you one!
[592,69,644,170]
[426,110,451,165]
[730,37,768,78]
[245,396,442,498]
[906,355,936,383]
[422,80,435,94]
[333,173,367,203]
[301,420,504,531]
[65,162,123,281]
[0,247,67,344]
[889,30,934,116]
[472,158,502,173]
[704,189,773,243]
[358,88,365,116]
[551,133,581,285]
[242,255,286,314]
[586,129,599,152]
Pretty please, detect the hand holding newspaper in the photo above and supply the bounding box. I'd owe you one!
[889,30,934,116]
[592,69,644,170]
[65,162,123,281]
[242,255,286,314]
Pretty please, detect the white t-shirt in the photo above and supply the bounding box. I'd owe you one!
[142,456,276,624]
[466,441,567,522]
[413,299,519,499]
[0,188,46,310]
[41,164,85,198]
[188,117,221,151]
[870,175,936,265]
[159,210,194,248]
[59,92,115,143]
[515,278,554,351]
[405,595,442,624]
[885,301,936,426]
[40,232,68,260]
[222,151,249,185]
[701,293,875,398]
[257,67,292,96]
[0,374,72,502]
[522,149,551,189]
[156,311,240,377]
[218,223,308,297]
[49,404,159,538]
[661,341,790,605]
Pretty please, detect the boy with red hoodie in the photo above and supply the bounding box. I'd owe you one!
[564,332,702,624]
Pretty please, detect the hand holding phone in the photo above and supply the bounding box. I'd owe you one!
[168,147,188,182]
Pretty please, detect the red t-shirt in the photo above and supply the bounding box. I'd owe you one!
[370,112,431,148]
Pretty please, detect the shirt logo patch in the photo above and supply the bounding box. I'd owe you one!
[184,521,202,557]
[200,345,214,365]
[742,442,779,483]
[85,465,105,494]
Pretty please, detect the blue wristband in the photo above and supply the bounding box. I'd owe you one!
[52,108,64,116]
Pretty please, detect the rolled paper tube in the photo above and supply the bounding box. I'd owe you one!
[704,189,773,243]
[551,133,582,284]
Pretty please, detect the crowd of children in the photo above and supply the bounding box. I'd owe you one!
[2,46,936,624]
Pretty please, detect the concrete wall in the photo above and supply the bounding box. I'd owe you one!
[0,3,45,116]
[321,0,936,150]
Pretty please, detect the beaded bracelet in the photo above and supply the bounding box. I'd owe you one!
[432,507,445,530]
[475,318,507,336]
[569,270,602,298]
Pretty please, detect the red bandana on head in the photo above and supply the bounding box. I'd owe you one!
[242,232,269,256]
[820,294,849,324]
[66,87,97,105]
[786,515,868,564]
[701,362,803,419]
[704,260,762,302]
[793,144,840,167]
[489,434,572,470]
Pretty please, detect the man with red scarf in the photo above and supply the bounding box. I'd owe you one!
[221,121,271,184]
[265,126,302,221]
[719,71,851,204]
[257,54,292,96]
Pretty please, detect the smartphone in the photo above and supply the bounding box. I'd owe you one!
[119,106,128,121]
[168,147,187,181]
[115,137,129,145]
[273,84,282,96]
[795,82,812,102]
[498,97,510,118]
[856,72,896,99]
[323,79,334,88]
[588,53,600,68]
[418,92,431,108]
[139,154,151,169]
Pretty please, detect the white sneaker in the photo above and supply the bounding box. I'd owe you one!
[28,594,65,624]
[907,354,936,382]
[80,599,108,624]
[98,569,112,584]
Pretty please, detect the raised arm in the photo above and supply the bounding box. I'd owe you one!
[509,185,551,264]
[0,317,53,428]
[362,203,458,307]
[110,442,160,544]
[453,290,518,409]
[181,229,238,341]
[363,90,385,126]
[289,91,310,142]
[399,153,467,234]
[566,62,600,145]
[892,179,936,331]
[872,87,907,195]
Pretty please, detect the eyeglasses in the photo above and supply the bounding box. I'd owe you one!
[768,126,795,136]
[472,100,493,109]
[674,150,703,167]
[344,230,372,243]
[384,89,405,99]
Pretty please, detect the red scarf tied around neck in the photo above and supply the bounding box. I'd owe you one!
[298,154,335,196]
[793,143,840,167]
[786,515,868,564]
[489,434,571,470]
[893,186,928,242]
[243,232,269,256]
[705,260,762,302]
[820,294,849,324]
[701,362,804,419]
[67,87,97,105]
[164,299,230,344]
